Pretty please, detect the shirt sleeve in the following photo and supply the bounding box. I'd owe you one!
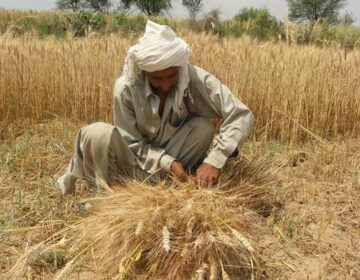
[113,78,175,174]
[192,67,255,169]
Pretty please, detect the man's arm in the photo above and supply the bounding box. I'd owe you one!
[191,66,255,178]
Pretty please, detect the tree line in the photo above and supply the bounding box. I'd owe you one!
[56,0,203,19]
[56,0,355,25]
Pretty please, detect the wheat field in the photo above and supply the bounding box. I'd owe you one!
[1,28,360,279]
[1,32,359,142]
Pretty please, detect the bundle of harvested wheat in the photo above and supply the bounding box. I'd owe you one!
[7,157,277,280]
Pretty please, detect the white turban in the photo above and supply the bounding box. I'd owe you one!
[122,20,192,115]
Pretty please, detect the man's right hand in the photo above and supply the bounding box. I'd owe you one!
[170,161,187,182]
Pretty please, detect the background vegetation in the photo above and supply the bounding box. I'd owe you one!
[1,8,360,48]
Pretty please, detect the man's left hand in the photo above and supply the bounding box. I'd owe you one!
[196,163,221,187]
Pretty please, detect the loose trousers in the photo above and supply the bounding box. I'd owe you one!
[63,117,215,186]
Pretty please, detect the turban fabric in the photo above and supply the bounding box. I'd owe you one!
[122,20,192,115]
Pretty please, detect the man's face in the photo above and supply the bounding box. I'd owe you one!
[145,67,179,95]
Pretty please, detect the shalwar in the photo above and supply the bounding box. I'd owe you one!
[61,117,214,192]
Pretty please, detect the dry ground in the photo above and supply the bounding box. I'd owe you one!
[0,120,359,279]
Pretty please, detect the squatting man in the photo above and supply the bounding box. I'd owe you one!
[56,21,255,194]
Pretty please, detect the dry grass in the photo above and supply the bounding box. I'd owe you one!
[264,139,360,279]
[1,121,359,279]
[1,121,280,279]
[0,121,360,279]
[1,33,360,142]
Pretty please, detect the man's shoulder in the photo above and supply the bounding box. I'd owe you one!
[188,64,211,81]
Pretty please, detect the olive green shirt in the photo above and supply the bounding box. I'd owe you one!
[113,64,255,174]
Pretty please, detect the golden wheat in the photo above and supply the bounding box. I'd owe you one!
[1,32,359,142]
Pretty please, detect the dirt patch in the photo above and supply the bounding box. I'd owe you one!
[261,140,360,279]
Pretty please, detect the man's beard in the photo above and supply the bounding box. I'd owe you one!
[152,85,176,95]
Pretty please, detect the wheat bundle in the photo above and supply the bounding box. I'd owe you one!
[7,157,276,280]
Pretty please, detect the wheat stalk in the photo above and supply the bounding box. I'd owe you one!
[162,226,171,253]
[135,219,144,236]
[231,229,255,253]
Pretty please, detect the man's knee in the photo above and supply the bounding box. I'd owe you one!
[187,117,215,142]
[78,122,116,150]
[81,122,114,136]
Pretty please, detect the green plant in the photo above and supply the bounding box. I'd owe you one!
[111,14,146,34]
[234,8,282,40]
[36,14,68,38]
[69,12,106,36]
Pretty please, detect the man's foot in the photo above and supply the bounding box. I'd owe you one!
[56,173,76,195]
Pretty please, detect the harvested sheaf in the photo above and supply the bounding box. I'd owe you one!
[6,157,277,279]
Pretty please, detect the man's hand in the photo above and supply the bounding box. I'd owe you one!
[196,163,221,187]
[170,161,187,182]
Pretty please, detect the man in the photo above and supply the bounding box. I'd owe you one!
[56,20,255,194]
